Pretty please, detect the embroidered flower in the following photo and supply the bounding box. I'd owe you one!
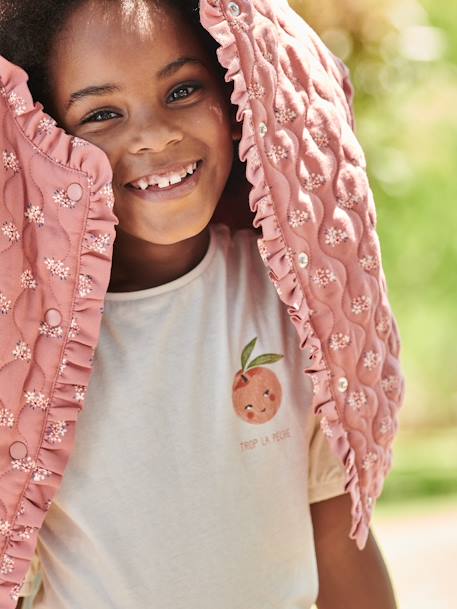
[0,554,15,575]
[12,340,32,362]
[87,233,111,254]
[53,188,76,209]
[59,358,68,376]
[303,173,325,192]
[312,268,337,287]
[24,204,45,226]
[74,385,86,402]
[266,145,288,163]
[0,408,15,428]
[21,269,37,289]
[336,192,362,210]
[362,451,378,470]
[10,583,23,602]
[37,117,56,135]
[329,333,351,351]
[0,291,12,315]
[24,390,50,411]
[320,416,333,438]
[11,456,35,473]
[44,257,70,280]
[2,150,20,173]
[284,246,295,269]
[39,321,64,339]
[379,416,393,435]
[310,130,330,148]
[381,375,400,394]
[0,519,12,536]
[351,295,371,315]
[247,82,266,99]
[16,526,34,540]
[8,91,27,115]
[68,316,80,339]
[274,106,297,124]
[33,467,52,482]
[347,390,367,411]
[71,136,88,147]
[363,350,381,370]
[78,274,93,297]
[288,208,310,228]
[100,183,115,209]
[2,222,21,243]
[376,316,390,333]
[359,254,379,272]
[45,420,68,444]
[257,239,269,263]
[324,226,349,247]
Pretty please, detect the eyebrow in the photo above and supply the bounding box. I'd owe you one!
[66,56,206,110]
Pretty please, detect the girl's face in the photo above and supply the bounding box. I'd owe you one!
[47,0,238,245]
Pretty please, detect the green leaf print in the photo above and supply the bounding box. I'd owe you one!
[245,353,284,370]
[241,337,257,371]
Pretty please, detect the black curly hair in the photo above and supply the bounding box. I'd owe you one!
[0,0,228,112]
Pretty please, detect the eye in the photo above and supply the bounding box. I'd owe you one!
[81,109,119,124]
[168,83,201,102]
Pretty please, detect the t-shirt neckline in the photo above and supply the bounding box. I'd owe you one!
[105,224,219,302]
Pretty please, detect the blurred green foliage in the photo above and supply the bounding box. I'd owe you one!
[291,0,457,431]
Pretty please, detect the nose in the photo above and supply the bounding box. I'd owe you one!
[127,110,183,155]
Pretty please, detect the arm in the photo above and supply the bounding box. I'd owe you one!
[310,492,398,609]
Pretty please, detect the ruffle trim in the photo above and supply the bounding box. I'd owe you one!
[200,1,369,549]
[0,55,117,604]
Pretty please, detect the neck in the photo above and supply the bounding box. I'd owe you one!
[107,226,211,292]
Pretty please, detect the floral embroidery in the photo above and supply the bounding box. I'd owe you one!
[59,358,68,375]
[44,257,70,280]
[10,584,23,602]
[376,316,390,333]
[347,390,367,411]
[74,385,86,402]
[78,274,93,297]
[324,226,349,247]
[320,416,333,437]
[39,321,64,339]
[0,519,12,536]
[303,173,325,192]
[21,269,37,289]
[45,420,68,444]
[363,350,381,370]
[329,333,351,351]
[24,204,45,226]
[359,254,379,272]
[2,150,20,173]
[284,246,295,268]
[24,390,50,410]
[100,183,115,209]
[2,222,21,242]
[17,526,34,540]
[53,188,76,209]
[68,316,80,339]
[312,268,337,287]
[0,408,15,428]
[381,375,400,393]
[11,456,35,473]
[71,136,88,147]
[0,554,15,575]
[12,340,32,362]
[336,192,362,210]
[351,295,371,315]
[288,208,310,228]
[33,467,52,482]
[274,106,297,124]
[310,130,330,148]
[247,82,266,99]
[37,117,56,135]
[379,416,393,435]
[7,91,27,115]
[0,291,12,314]
[266,145,288,163]
[87,233,111,254]
[257,239,269,263]
[362,451,378,470]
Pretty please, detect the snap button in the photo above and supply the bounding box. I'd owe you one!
[259,122,268,137]
[337,376,348,392]
[228,2,241,16]
[45,308,62,327]
[67,183,83,202]
[298,252,309,268]
[9,441,28,460]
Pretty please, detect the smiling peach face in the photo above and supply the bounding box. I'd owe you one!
[232,367,282,424]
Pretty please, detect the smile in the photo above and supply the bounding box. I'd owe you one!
[125,160,204,203]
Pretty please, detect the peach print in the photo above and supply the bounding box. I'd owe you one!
[232,337,284,425]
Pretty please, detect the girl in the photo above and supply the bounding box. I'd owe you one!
[0,1,405,608]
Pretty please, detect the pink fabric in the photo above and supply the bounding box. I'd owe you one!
[0,0,406,605]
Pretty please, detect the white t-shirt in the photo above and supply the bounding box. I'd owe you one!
[24,223,346,609]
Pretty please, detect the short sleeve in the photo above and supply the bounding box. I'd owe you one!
[17,551,42,598]
[308,411,348,504]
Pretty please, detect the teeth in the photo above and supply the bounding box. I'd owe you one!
[130,161,200,190]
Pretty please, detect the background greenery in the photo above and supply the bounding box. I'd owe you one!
[290,0,457,507]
